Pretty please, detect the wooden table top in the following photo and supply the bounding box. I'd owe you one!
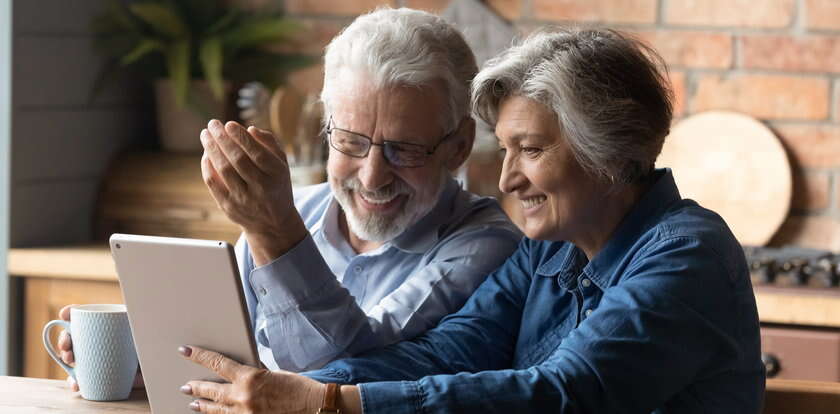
[0,376,150,413]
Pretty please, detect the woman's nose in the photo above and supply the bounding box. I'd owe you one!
[498,154,523,194]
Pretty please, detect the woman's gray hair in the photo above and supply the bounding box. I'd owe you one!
[472,28,673,184]
[321,7,477,133]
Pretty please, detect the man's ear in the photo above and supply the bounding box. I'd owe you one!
[445,117,476,171]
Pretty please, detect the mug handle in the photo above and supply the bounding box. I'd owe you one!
[42,320,75,381]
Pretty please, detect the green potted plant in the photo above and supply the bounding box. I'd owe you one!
[92,0,312,152]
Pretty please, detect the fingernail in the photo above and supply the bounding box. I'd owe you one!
[178,346,192,357]
[189,400,200,411]
[180,384,192,395]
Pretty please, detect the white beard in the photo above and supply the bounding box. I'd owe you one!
[332,171,447,243]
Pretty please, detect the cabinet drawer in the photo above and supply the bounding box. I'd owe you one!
[761,326,840,381]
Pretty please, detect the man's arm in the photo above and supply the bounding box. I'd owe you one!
[305,239,534,383]
[246,224,520,371]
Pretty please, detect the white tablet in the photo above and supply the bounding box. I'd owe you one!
[110,233,260,413]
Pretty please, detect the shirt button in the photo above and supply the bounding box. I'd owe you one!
[584,309,593,318]
[354,266,362,273]
[580,278,591,288]
[259,287,267,296]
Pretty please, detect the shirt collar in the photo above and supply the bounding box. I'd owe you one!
[535,243,587,288]
[535,169,681,290]
[318,198,359,258]
[391,177,461,254]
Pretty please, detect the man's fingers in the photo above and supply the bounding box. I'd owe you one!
[59,304,76,322]
[185,380,227,404]
[213,121,264,183]
[204,122,248,194]
[248,126,289,164]
[229,124,285,176]
[201,152,231,204]
[181,346,245,383]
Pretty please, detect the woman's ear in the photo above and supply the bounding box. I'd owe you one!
[445,117,476,171]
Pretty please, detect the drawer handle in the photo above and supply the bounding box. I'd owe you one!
[762,352,781,378]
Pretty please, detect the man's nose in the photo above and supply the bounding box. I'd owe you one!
[358,146,394,190]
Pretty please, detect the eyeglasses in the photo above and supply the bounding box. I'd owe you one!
[326,116,455,168]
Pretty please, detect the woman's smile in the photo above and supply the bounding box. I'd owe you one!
[520,195,547,213]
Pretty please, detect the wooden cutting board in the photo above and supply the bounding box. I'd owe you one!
[656,111,792,246]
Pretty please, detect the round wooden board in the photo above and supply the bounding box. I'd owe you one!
[656,111,792,246]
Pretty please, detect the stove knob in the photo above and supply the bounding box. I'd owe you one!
[762,352,781,378]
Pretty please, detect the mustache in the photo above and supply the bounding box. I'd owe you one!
[341,177,411,200]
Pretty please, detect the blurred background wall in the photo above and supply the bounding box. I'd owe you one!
[261,0,840,251]
[10,1,153,248]
[9,0,840,265]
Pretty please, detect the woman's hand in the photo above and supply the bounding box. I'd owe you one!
[179,345,326,414]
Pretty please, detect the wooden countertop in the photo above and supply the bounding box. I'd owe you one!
[0,376,149,413]
[754,286,840,328]
[9,245,840,328]
[764,378,840,414]
[1,375,838,413]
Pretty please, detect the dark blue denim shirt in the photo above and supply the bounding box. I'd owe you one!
[305,169,765,413]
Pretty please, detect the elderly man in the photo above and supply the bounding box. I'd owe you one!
[57,6,520,381]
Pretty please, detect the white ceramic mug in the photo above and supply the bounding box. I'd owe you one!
[43,304,139,401]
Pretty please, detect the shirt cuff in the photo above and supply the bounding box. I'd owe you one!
[248,235,337,314]
[359,381,424,414]
[301,367,351,384]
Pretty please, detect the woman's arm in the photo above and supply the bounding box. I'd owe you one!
[309,237,762,413]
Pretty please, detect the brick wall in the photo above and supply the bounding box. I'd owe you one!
[263,0,840,250]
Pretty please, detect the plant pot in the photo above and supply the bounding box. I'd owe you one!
[155,79,231,153]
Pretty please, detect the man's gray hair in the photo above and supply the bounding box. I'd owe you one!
[472,28,674,184]
[321,7,477,133]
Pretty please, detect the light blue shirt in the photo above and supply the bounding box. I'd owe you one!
[235,178,522,371]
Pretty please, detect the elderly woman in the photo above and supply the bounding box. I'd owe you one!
[179,28,765,413]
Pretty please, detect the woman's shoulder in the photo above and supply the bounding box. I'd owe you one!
[642,199,748,282]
